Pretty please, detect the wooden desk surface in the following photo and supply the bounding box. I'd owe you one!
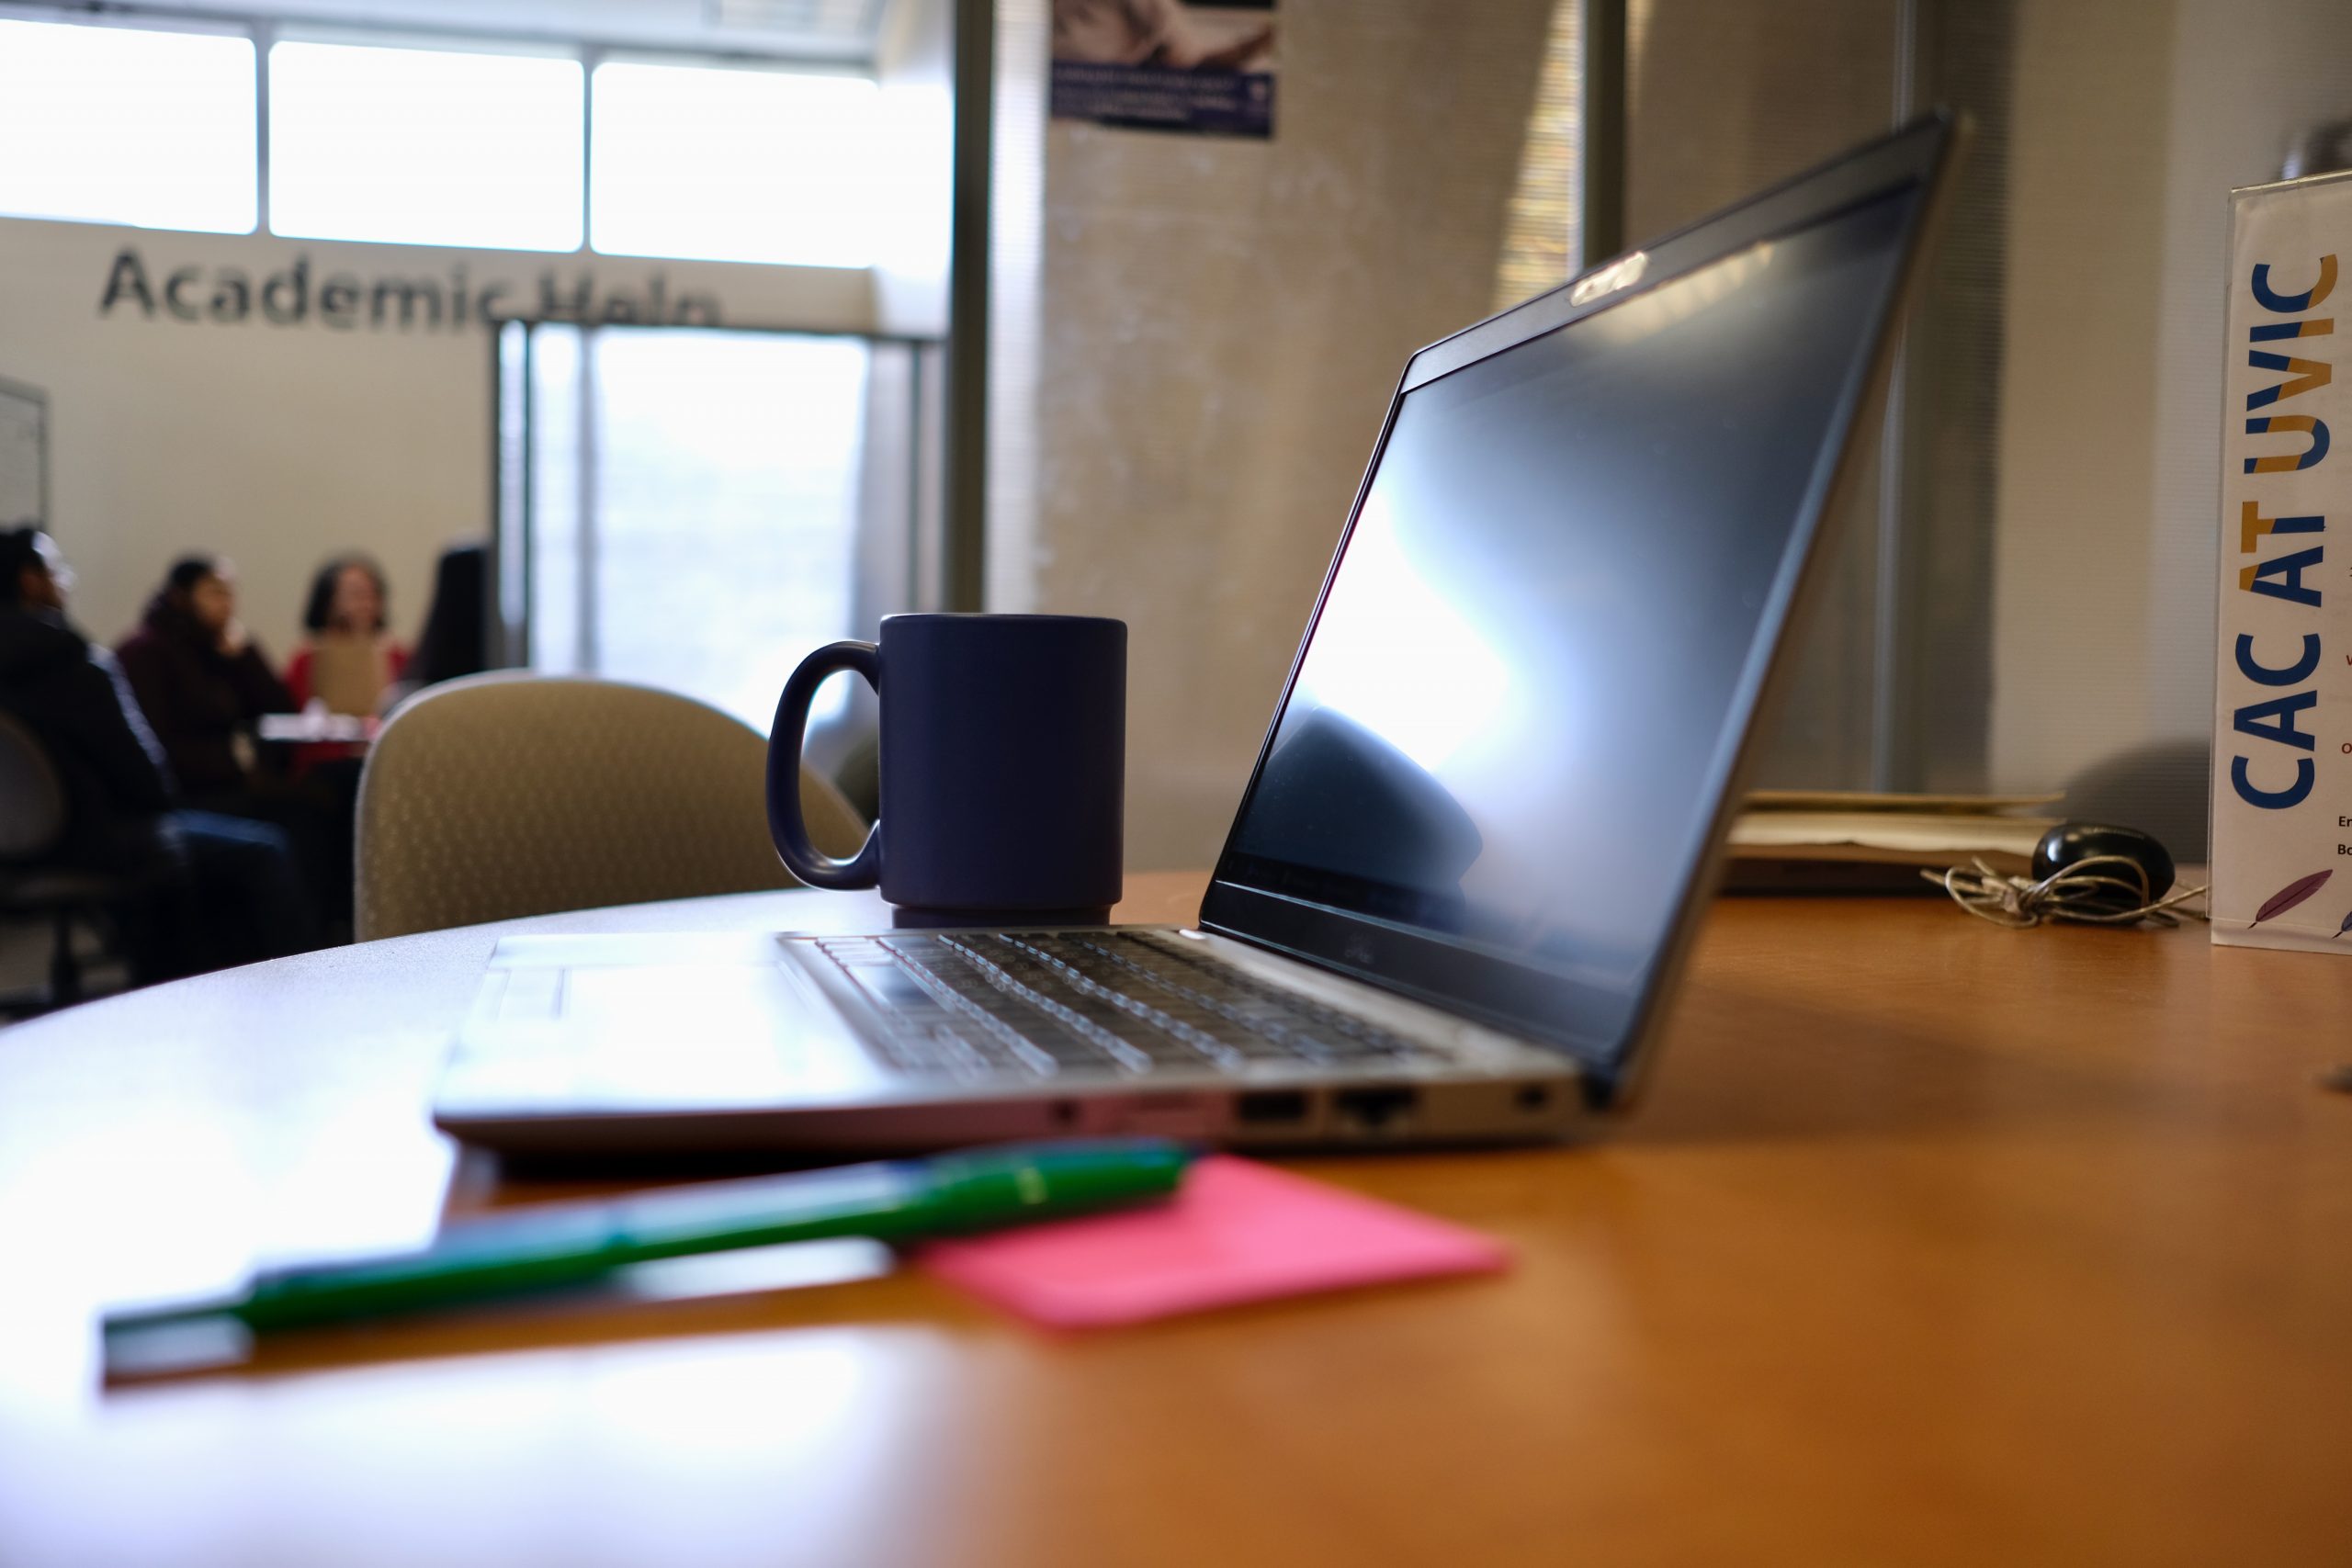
[0,873,2346,1567]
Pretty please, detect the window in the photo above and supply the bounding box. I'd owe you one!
[590,62,884,269]
[269,40,583,252]
[0,19,255,233]
[0,19,931,273]
[506,323,877,729]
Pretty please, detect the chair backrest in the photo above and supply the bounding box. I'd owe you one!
[0,710,67,862]
[355,672,868,941]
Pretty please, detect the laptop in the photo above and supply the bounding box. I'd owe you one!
[435,115,1959,1157]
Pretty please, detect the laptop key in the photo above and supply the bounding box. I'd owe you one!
[870,1030,978,1077]
[845,964,947,1014]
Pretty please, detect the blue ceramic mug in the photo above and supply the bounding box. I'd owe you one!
[767,614,1126,926]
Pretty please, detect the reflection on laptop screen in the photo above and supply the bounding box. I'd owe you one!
[1216,187,1918,1046]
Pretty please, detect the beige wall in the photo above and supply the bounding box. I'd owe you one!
[1994,0,2352,796]
[1003,0,1558,869]
[1991,0,2177,793]
[0,218,874,666]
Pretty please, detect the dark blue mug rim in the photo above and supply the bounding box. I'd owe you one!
[877,612,1124,626]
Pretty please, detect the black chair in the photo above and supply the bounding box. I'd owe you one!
[0,711,136,1015]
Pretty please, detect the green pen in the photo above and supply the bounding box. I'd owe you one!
[103,1138,1192,1367]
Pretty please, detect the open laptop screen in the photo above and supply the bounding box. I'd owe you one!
[1209,180,1924,1087]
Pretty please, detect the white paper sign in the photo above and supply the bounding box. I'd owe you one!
[2213,171,2352,951]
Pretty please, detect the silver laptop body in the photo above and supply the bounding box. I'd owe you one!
[438,925,1587,1154]
[434,117,1957,1157]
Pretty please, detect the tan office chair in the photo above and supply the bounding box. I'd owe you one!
[355,673,868,941]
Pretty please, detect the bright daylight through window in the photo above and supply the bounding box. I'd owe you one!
[267,40,585,253]
[517,327,871,730]
[591,62,885,269]
[0,19,256,233]
[0,20,899,269]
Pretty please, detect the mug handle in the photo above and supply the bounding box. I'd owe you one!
[767,639,883,890]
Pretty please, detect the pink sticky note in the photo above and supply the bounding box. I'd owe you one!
[919,1155,1510,1328]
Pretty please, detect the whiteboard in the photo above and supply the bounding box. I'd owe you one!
[0,377,47,527]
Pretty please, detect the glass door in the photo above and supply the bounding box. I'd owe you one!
[494,320,939,735]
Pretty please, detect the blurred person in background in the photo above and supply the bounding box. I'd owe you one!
[288,554,407,721]
[287,555,406,784]
[395,540,491,700]
[117,554,351,940]
[116,554,293,800]
[0,526,316,978]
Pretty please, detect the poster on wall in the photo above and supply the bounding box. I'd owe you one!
[1050,0,1277,140]
[0,377,46,529]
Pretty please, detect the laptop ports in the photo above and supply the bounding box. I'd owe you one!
[1332,1085,1418,1132]
[1233,1089,1311,1126]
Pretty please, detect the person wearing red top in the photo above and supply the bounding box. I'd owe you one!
[287,555,409,748]
[274,555,407,941]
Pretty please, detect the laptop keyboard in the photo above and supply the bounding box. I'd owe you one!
[809,931,1449,1080]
